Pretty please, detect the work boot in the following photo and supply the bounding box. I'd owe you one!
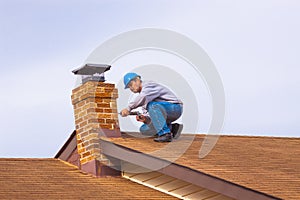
[154,133,172,142]
[171,123,183,139]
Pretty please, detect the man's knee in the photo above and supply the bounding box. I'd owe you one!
[147,102,166,115]
[139,124,148,133]
[140,124,156,136]
[147,101,159,110]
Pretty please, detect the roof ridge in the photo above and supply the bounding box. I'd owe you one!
[181,133,300,139]
[215,134,300,139]
[0,158,57,161]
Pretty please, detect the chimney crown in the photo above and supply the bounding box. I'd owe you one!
[72,63,111,83]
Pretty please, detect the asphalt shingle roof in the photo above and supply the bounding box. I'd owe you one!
[105,134,300,200]
[0,158,177,200]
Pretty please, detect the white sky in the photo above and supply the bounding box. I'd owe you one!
[0,0,299,157]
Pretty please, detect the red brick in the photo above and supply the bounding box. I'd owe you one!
[112,109,118,114]
[110,102,117,108]
[111,124,119,129]
[104,87,115,92]
[103,108,112,113]
[85,98,96,103]
[105,119,117,124]
[72,98,79,105]
[95,82,115,87]
[88,128,101,134]
[82,151,91,158]
[71,86,82,93]
[78,110,87,118]
[97,113,113,119]
[79,131,89,138]
[112,114,118,119]
[100,124,113,129]
[79,121,87,128]
[102,99,113,103]
[88,118,105,123]
[77,101,86,107]
[76,134,81,140]
[77,147,85,154]
[95,92,115,98]
[80,93,92,100]
[82,103,96,110]
[86,108,95,114]
[74,109,82,116]
[89,138,100,144]
[83,140,90,147]
[88,123,100,129]
[95,108,104,112]
[95,87,105,93]
[97,103,111,108]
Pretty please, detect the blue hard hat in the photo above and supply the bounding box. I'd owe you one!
[123,72,141,89]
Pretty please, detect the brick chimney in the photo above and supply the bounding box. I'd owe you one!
[71,64,121,176]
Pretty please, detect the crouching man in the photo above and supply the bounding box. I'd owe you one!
[120,72,183,142]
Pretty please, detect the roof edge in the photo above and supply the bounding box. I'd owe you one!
[54,130,77,159]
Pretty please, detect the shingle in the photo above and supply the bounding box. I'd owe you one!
[0,158,177,200]
[107,134,300,200]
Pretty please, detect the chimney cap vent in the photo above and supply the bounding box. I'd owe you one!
[72,63,111,75]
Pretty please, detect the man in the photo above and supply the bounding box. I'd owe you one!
[120,72,183,142]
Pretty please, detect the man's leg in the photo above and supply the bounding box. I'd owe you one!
[139,123,156,136]
[147,102,170,136]
[139,117,182,138]
[165,103,183,139]
[147,102,182,142]
[171,123,183,139]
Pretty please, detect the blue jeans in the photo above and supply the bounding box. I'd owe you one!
[140,101,183,136]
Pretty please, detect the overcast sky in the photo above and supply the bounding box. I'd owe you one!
[0,0,299,157]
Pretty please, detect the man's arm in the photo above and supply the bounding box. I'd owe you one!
[127,94,147,111]
[127,82,162,111]
[120,108,130,117]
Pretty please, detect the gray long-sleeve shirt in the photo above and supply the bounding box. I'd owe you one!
[127,81,183,112]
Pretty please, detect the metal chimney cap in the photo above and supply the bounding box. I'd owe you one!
[72,63,111,75]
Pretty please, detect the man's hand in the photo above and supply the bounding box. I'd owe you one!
[120,108,130,117]
[136,115,150,124]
